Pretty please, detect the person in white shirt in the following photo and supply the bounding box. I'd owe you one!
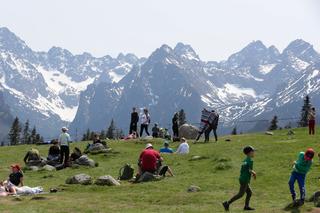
[140,108,151,137]
[58,127,71,166]
[176,138,189,154]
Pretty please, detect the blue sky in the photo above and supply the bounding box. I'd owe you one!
[0,0,319,61]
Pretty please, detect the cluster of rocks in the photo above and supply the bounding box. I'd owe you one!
[84,143,112,155]
[66,174,120,186]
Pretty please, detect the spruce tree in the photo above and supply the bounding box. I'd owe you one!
[86,129,91,140]
[231,126,237,135]
[299,95,311,127]
[8,117,21,145]
[178,109,187,127]
[269,116,278,131]
[35,134,41,144]
[30,126,37,144]
[106,119,116,139]
[90,131,95,140]
[22,120,30,144]
[100,130,106,140]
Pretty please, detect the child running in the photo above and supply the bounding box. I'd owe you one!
[223,146,256,211]
[289,148,314,206]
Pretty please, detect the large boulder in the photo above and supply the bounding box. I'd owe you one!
[43,165,56,171]
[95,175,120,186]
[66,174,92,185]
[75,155,96,167]
[179,124,199,139]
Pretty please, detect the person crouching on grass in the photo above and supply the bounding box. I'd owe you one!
[289,148,314,206]
[223,146,256,211]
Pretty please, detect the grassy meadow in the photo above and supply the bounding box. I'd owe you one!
[0,127,320,212]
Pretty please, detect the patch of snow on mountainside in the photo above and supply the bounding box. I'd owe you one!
[37,66,95,94]
[290,57,310,71]
[259,64,276,75]
[218,83,256,101]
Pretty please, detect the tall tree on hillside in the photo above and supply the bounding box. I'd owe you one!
[106,119,116,139]
[100,130,106,140]
[22,120,30,144]
[8,117,21,145]
[231,126,237,135]
[35,134,41,144]
[178,109,187,127]
[30,126,37,144]
[269,116,278,131]
[299,95,312,127]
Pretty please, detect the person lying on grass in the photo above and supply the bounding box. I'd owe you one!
[3,164,24,194]
[288,148,314,206]
[223,146,256,211]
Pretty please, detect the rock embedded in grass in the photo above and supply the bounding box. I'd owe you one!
[66,174,93,185]
[95,175,120,186]
[187,185,201,192]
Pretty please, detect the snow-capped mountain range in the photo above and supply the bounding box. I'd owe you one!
[0,26,319,140]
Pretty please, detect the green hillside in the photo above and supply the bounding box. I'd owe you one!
[0,128,319,213]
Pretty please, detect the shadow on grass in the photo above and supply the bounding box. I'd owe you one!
[283,202,301,213]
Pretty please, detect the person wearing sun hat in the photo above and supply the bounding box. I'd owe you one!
[288,148,314,206]
[223,146,256,211]
[138,143,163,175]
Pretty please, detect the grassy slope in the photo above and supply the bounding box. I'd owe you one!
[0,128,319,213]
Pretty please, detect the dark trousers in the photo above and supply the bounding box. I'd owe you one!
[60,145,70,165]
[172,125,179,138]
[129,122,138,134]
[228,183,252,207]
[140,124,150,137]
[289,171,306,201]
[309,120,315,135]
[204,126,218,142]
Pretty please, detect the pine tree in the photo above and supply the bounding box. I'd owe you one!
[269,116,278,131]
[8,117,21,145]
[90,131,95,140]
[231,126,237,135]
[35,134,41,144]
[178,109,187,127]
[30,126,37,144]
[82,134,87,141]
[40,136,44,143]
[106,119,116,139]
[100,130,106,140]
[22,120,30,144]
[299,95,312,127]
[86,129,91,140]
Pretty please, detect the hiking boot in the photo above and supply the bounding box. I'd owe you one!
[244,206,255,211]
[222,201,229,211]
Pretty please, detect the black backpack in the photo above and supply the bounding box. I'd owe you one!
[119,164,134,180]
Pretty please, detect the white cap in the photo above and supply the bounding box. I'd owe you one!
[62,127,68,131]
[145,143,153,149]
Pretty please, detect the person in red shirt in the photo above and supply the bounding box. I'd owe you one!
[138,143,163,174]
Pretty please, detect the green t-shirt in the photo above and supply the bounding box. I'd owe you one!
[239,156,253,184]
[293,152,312,174]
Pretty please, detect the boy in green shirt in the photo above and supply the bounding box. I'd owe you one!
[289,148,314,206]
[223,146,256,211]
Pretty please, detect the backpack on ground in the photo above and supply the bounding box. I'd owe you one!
[118,164,134,180]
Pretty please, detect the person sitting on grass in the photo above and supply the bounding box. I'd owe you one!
[70,147,82,162]
[223,146,256,211]
[152,123,160,138]
[23,148,44,167]
[93,134,107,146]
[47,140,60,164]
[175,138,189,154]
[288,148,314,206]
[5,164,24,194]
[160,141,174,154]
[138,143,163,175]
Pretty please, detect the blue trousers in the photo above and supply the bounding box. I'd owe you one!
[288,171,306,201]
